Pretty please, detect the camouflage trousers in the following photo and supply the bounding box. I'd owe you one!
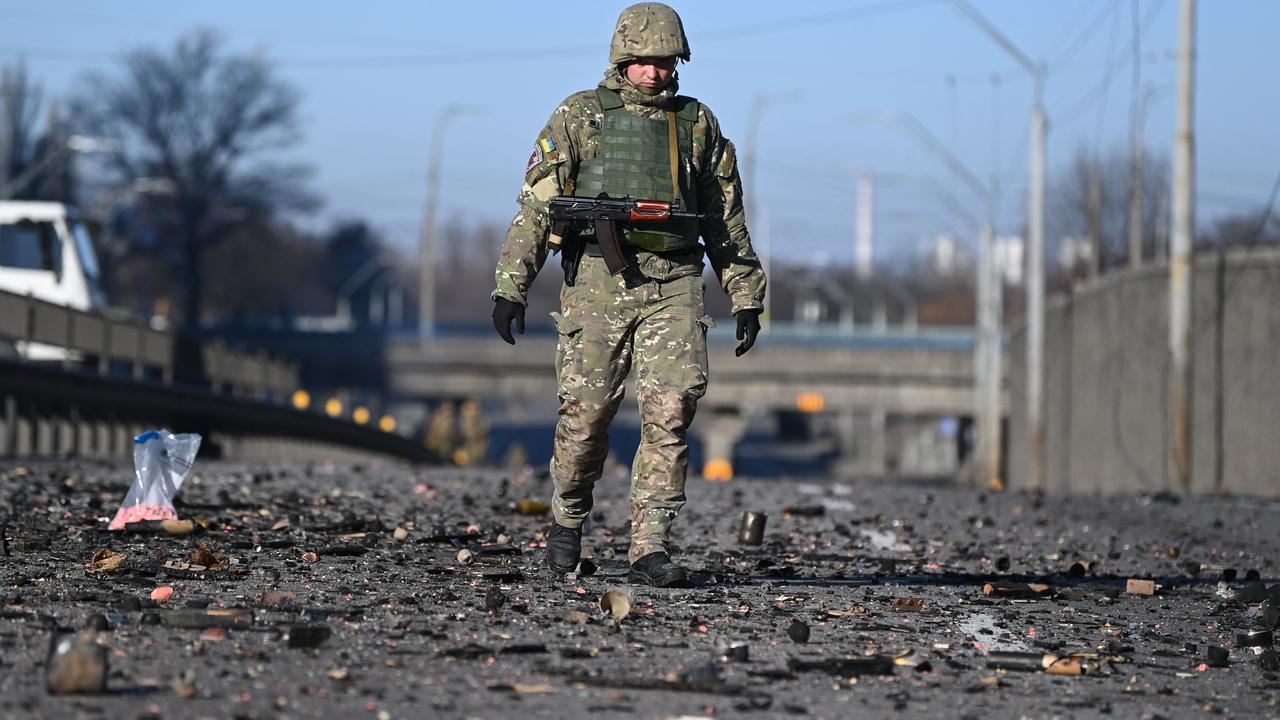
[549,255,713,563]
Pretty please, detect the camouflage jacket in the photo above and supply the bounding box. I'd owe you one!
[492,67,767,315]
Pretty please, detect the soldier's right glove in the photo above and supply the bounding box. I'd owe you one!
[492,298,525,345]
[734,309,762,357]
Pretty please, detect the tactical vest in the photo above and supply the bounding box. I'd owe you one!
[574,87,702,253]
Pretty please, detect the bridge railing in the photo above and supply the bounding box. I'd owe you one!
[0,289,297,396]
[0,288,430,463]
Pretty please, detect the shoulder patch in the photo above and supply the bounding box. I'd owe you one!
[526,145,543,172]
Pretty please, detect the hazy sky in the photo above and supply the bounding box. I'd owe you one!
[2,0,1276,266]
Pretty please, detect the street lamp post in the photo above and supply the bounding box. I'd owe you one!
[0,135,120,200]
[948,0,1047,491]
[419,104,483,340]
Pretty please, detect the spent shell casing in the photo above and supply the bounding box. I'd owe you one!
[738,512,766,545]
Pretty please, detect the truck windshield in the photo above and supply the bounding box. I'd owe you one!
[72,222,101,279]
[0,220,61,274]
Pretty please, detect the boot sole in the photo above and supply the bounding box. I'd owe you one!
[627,567,688,588]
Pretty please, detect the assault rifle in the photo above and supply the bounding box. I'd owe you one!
[547,195,704,286]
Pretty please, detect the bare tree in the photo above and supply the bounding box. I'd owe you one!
[0,62,42,185]
[1050,144,1170,277]
[72,29,315,329]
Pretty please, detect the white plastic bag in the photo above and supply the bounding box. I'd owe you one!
[108,430,202,530]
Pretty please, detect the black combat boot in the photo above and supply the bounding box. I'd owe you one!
[545,523,582,574]
[628,551,688,588]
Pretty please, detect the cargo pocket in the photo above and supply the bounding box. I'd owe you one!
[697,315,716,334]
[551,311,585,396]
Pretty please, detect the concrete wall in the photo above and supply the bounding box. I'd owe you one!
[1007,249,1280,497]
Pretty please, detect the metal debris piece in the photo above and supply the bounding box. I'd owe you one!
[162,609,252,629]
[287,624,332,649]
[1236,629,1272,648]
[787,655,894,676]
[890,597,926,613]
[983,581,1052,599]
[738,511,766,546]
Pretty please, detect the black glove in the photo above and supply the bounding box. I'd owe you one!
[492,298,525,345]
[735,309,762,357]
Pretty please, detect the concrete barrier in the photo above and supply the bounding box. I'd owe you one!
[1007,248,1280,497]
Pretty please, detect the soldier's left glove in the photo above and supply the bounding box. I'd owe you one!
[734,309,762,357]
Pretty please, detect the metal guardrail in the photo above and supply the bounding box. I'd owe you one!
[0,288,298,396]
[0,289,432,463]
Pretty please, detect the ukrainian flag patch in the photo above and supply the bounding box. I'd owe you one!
[538,135,556,153]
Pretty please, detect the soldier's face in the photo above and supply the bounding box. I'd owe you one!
[625,57,677,90]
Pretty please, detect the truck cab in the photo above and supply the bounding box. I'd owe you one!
[0,201,107,359]
[0,201,105,310]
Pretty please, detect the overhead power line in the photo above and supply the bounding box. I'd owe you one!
[0,0,943,70]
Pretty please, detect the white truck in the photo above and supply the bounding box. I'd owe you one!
[0,201,107,359]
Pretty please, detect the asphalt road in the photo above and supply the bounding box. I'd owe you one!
[1,459,1277,719]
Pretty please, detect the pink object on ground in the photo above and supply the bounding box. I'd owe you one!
[108,503,178,531]
[151,586,174,601]
[107,430,202,531]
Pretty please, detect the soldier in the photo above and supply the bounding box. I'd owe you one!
[491,2,766,587]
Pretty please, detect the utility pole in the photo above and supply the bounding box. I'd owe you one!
[1127,0,1144,269]
[1088,164,1102,279]
[850,110,1001,488]
[979,222,1003,489]
[856,173,874,280]
[1169,0,1197,492]
[949,0,1047,491]
[418,104,481,340]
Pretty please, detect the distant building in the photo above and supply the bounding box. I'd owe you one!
[994,235,1024,286]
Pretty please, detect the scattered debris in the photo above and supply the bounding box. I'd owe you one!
[788,655,894,676]
[150,586,174,602]
[1206,646,1230,668]
[1125,579,1156,596]
[393,527,409,542]
[163,609,252,629]
[46,631,107,695]
[983,582,1052,599]
[84,548,127,573]
[786,619,810,644]
[738,511,766,546]
[986,651,1109,676]
[782,505,824,517]
[287,625,331,649]
[1236,630,1272,648]
[600,589,631,622]
[515,499,549,515]
[890,597,926,613]
[1259,649,1280,672]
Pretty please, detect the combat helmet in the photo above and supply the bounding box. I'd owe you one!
[609,2,691,64]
